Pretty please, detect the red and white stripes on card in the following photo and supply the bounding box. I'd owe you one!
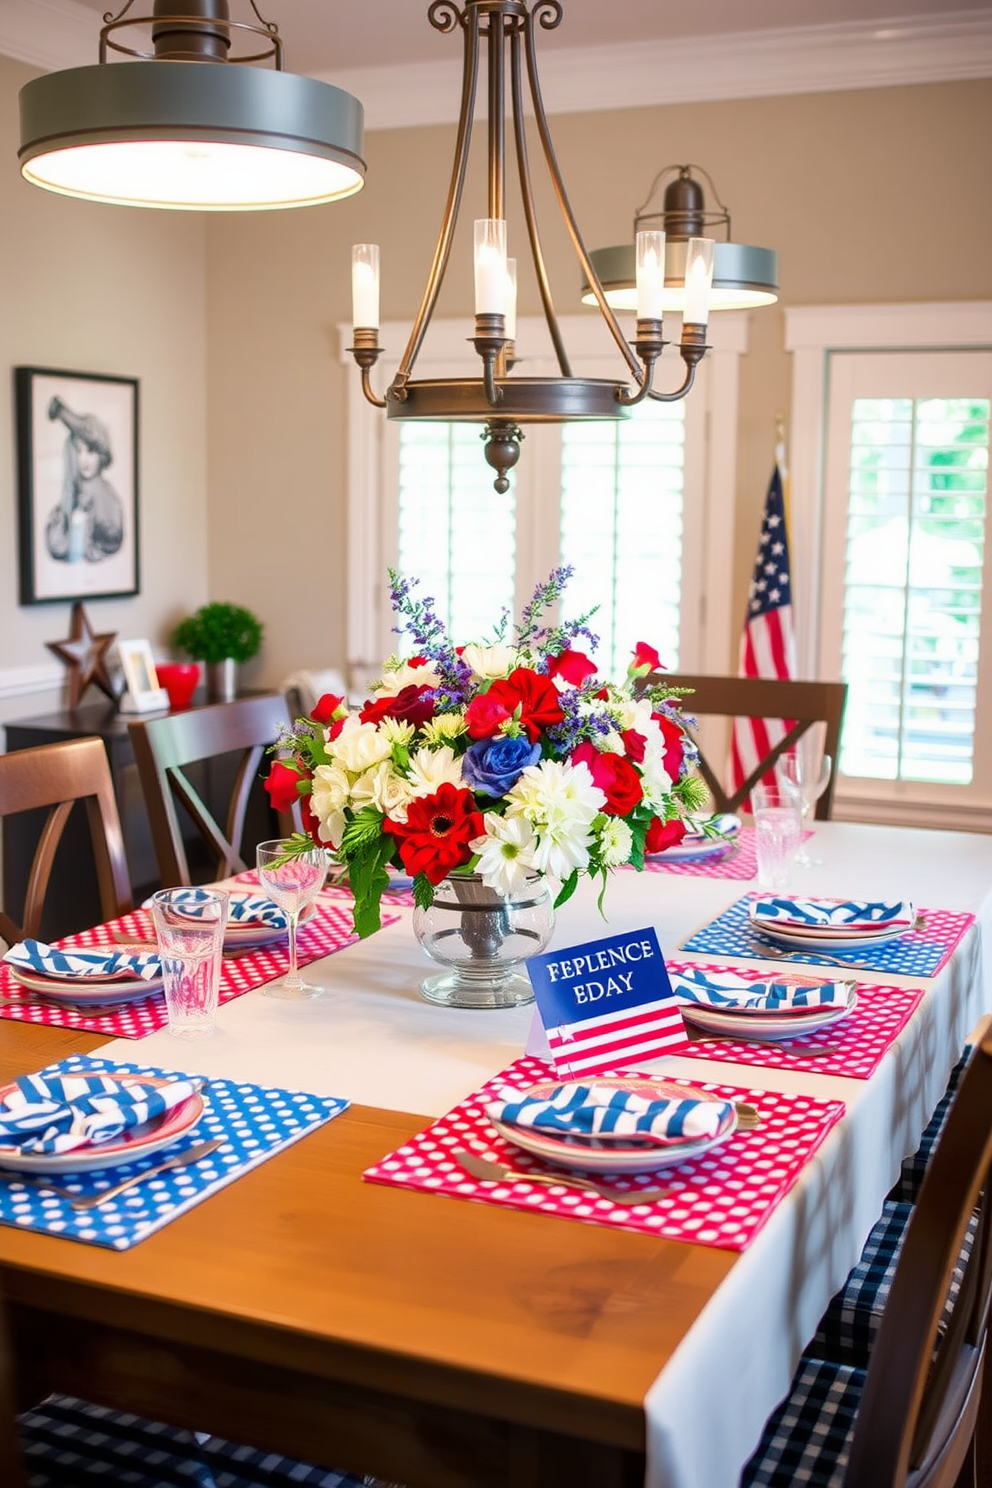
[545,997,688,1079]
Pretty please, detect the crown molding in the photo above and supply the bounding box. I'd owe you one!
[2,3,990,129]
[322,11,992,130]
[0,0,93,72]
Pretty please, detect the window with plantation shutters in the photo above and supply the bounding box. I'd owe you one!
[558,402,687,677]
[395,403,688,676]
[815,342,992,822]
[397,422,516,640]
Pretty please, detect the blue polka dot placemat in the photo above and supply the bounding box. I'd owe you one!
[679,895,974,978]
[0,1055,347,1250]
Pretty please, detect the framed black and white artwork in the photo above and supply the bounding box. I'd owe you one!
[15,366,140,605]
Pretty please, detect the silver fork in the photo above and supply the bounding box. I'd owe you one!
[747,939,856,969]
[10,1138,225,1210]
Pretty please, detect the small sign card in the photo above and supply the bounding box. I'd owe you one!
[525,926,689,1079]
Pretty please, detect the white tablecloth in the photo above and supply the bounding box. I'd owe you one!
[99,821,992,1488]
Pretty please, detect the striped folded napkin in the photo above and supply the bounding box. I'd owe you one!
[0,1072,202,1155]
[487,1083,733,1142]
[669,967,855,1012]
[749,896,916,931]
[227,894,288,928]
[3,940,161,981]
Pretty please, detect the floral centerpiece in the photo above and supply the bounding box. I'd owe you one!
[265,568,706,943]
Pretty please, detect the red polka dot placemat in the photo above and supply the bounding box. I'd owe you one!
[364,1055,845,1251]
[0,903,399,1039]
[667,960,923,1079]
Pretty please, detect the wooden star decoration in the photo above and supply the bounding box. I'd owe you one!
[46,603,119,709]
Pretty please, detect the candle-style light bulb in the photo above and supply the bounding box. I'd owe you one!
[352,243,380,331]
[683,237,715,327]
[505,259,518,342]
[474,219,507,317]
[635,230,666,321]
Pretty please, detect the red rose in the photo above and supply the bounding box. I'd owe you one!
[300,795,325,847]
[547,649,597,687]
[465,692,512,739]
[572,742,643,817]
[486,667,564,743]
[630,641,662,675]
[311,692,345,725]
[645,816,688,854]
[620,728,647,763]
[360,683,435,729]
[652,711,686,779]
[385,784,485,885]
[265,760,306,814]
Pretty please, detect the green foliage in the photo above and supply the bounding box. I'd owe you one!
[553,869,579,909]
[412,873,435,911]
[172,602,263,665]
[341,807,387,855]
[349,833,395,939]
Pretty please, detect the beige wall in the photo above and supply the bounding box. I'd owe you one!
[0,55,209,728]
[207,77,992,684]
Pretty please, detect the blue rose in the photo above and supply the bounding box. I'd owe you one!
[462,735,541,797]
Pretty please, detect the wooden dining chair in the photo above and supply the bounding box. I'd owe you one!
[647,673,848,819]
[127,693,293,888]
[0,736,132,945]
[742,1026,992,1487]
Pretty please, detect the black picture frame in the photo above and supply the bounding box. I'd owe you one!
[15,366,140,605]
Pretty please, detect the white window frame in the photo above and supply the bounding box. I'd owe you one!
[786,301,992,831]
[342,312,749,688]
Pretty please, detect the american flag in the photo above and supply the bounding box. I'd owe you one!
[729,463,797,796]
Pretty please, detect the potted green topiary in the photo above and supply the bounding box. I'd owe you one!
[172,601,263,702]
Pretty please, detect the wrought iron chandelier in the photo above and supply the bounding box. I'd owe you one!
[350,0,717,494]
[18,0,365,212]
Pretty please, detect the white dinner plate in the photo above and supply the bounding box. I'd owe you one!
[8,967,164,1008]
[0,1076,205,1174]
[748,922,907,951]
[647,814,740,864]
[492,1077,738,1174]
[681,993,856,1042]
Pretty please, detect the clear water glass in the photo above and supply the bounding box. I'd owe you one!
[256,840,329,999]
[751,783,802,891]
[777,748,833,866]
[150,888,229,1038]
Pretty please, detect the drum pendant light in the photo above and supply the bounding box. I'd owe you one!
[18,0,365,212]
[581,164,778,313]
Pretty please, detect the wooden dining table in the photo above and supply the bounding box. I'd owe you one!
[1,820,991,1488]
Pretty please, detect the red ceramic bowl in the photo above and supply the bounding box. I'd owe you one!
[156,662,200,710]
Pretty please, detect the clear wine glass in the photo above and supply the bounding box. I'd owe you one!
[777,749,832,867]
[256,839,329,999]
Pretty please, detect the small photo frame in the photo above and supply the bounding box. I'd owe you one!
[117,639,168,715]
[15,366,139,605]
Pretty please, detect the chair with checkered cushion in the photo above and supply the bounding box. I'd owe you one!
[742,1027,992,1488]
[13,1394,382,1487]
[890,1047,972,1205]
[810,1199,976,1372]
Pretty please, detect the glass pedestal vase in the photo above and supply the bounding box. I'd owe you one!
[412,872,554,1009]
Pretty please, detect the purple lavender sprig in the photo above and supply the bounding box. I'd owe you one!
[514,565,600,663]
[544,686,617,754]
[387,568,467,696]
